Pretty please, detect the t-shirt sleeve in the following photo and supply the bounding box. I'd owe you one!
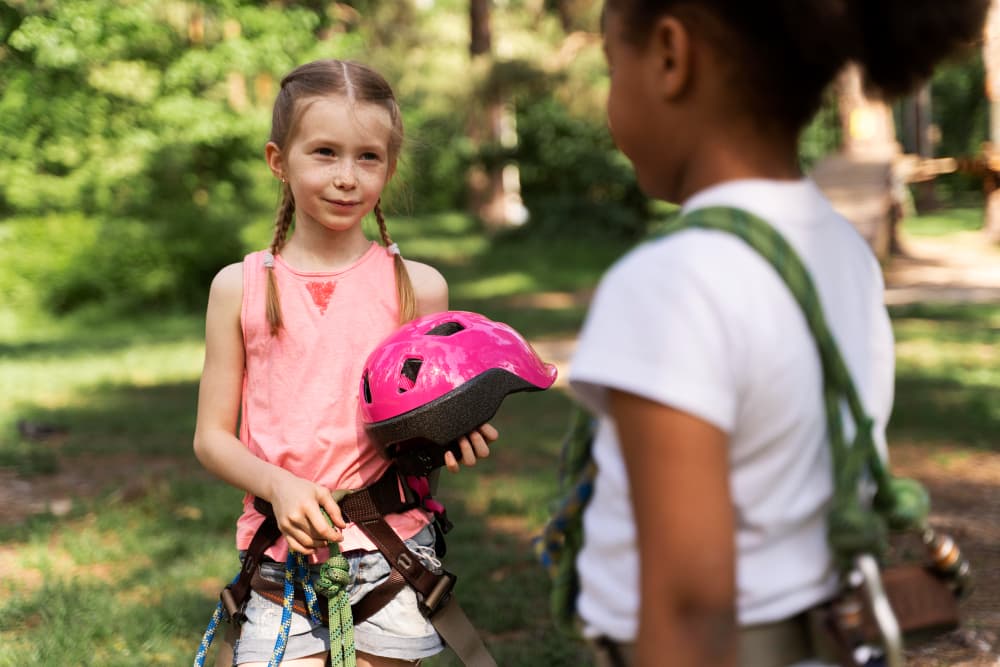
[569,239,741,434]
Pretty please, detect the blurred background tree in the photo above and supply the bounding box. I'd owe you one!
[0,0,989,320]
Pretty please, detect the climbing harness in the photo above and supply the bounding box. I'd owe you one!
[535,206,972,666]
[195,464,497,667]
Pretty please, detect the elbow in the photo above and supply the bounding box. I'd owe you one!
[192,430,212,467]
[641,580,738,663]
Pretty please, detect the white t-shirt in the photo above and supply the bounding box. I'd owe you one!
[569,179,895,642]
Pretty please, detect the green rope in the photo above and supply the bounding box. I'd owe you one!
[316,511,356,667]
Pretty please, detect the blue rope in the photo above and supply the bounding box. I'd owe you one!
[193,573,240,667]
[269,551,298,666]
[295,553,323,625]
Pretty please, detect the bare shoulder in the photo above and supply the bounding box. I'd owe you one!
[207,262,244,312]
[403,258,449,315]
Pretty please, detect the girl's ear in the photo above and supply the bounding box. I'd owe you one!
[647,16,692,101]
[265,141,285,181]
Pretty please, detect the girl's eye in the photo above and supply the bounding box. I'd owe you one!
[316,148,335,156]
[360,152,380,161]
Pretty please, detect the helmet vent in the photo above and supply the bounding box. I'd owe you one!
[425,321,464,336]
[399,358,423,392]
[362,371,372,403]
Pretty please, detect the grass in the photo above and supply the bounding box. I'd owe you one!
[0,208,996,665]
[903,206,985,237]
[888,302,1000,448]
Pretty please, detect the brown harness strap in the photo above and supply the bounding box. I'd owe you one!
[220,512,282,623]
[250,566,408,626]
[337,492,497,667]
[338,490,450,605]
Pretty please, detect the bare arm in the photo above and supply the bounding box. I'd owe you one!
[192,263,344,554]
[404,258,449,317]
[610,389,737,667]
[404,258,497,471]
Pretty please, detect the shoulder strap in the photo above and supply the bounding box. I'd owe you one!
[663,206,926,571]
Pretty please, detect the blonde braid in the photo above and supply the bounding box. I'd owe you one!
[374,201,416,324]
[265,187,295,335]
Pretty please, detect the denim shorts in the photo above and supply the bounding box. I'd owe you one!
[232,525,445,664]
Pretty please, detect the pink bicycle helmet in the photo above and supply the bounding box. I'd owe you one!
[360,311,557,475]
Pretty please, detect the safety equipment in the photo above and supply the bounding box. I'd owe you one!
[360,310,557,475]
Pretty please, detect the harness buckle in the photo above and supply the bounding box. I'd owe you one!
[219,587,247,625]
[418,571,457,618]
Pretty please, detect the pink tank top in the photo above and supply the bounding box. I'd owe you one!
[235,243,429,561]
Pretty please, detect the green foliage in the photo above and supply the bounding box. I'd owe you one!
[0,0,358,313]
[3,0,989,319]
[799,92,842,170]
[931,53,987,160]
[516,96,648,239]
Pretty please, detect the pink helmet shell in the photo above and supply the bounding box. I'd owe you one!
[360,311,557,474]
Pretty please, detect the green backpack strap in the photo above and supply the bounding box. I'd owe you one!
[669,207,929,572]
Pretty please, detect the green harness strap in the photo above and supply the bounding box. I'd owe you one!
[665,207,929,569]
[536,205,930,630]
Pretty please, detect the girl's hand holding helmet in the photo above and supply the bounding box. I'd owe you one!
[444,422,499,473]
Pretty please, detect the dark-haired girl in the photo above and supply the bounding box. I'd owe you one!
[568,3,989,665]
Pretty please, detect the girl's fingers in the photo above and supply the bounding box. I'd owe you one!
[283,526,316,555]
[478,422,499,442]
[469,430,491,459]
[319,495,347,530]
[308,498,343,543]
[443,428,494,472]
[443,449,461,473]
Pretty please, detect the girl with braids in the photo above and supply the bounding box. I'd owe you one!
[567,2,989,666]
[193,59,496,667]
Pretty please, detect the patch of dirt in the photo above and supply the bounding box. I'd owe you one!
[890,442,1000,666]
[885,230,1000,305]
[0,454,184,526]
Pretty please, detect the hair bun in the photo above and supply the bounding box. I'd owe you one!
[851,0,989,99]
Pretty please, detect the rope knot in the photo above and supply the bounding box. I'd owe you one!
[317,554,351,597]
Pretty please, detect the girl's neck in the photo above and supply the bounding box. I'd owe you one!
[279,225,373,272]
[672,127,802,204]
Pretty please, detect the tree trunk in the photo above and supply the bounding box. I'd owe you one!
[984,0,1000,242]
[467,0,512,231]
[820,64,903,259]
[837,65,898,158]
[902,84,938,213]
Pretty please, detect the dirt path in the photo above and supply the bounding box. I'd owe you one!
[885,230,1000,305]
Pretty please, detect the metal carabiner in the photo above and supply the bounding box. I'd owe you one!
[853,554,904,667]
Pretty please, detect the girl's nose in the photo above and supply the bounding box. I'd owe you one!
[332,161,357,189]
